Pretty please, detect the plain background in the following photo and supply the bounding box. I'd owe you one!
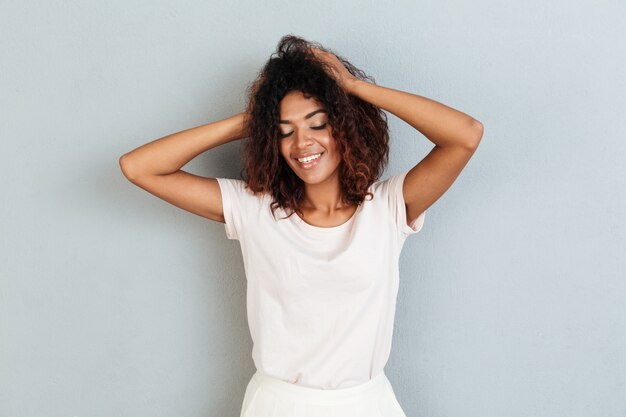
[1,1,625,416]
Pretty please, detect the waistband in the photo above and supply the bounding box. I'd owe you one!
[251,370,388,403]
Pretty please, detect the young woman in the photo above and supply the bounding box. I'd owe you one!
[119,35,483,417]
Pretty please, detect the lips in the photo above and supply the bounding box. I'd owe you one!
[295,152,323,169]
[293,151,324,160]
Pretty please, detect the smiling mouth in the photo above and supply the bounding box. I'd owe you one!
[295,152,324,169]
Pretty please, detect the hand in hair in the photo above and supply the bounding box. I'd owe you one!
[310,48,359,94]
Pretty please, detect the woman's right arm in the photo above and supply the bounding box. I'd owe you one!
[118,112,248,223]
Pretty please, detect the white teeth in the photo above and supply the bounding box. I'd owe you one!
[297,153,322,163]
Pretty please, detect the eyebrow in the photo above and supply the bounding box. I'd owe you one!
[279,109,327,124]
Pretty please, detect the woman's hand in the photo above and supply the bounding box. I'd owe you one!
[310,48,359,94]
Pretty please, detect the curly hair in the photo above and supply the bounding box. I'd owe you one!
[239,34,391,221]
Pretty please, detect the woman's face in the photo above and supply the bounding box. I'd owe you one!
[278,90,342,184]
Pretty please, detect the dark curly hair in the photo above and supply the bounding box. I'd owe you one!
[240,34,391,221]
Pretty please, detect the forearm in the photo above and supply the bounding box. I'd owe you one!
[348,79,482,148]
[119,112,247,177]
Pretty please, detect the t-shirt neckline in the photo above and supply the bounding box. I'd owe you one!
[290,203,364,235]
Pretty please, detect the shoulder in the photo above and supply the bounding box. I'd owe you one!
[215,178,271,220]
[369,171,405,199]
[216,178,267,200]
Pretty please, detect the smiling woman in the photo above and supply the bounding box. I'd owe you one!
[276,90,359,226]
[240,36,392,227]
[119,32,480,417]
[223,34,427,417]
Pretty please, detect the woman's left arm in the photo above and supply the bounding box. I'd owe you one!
[347,79,483,149]
[347,79,484,227]
[311,47,484,225]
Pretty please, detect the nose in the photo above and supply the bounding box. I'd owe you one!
[294,128,314,149]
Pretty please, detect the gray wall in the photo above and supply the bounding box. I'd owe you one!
[1,1,624,416]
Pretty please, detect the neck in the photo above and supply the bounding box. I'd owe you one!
[302,174,348,213]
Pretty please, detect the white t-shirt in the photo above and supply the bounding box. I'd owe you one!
[215,169,426,389]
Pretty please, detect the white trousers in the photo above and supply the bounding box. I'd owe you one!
[240,370,407,417]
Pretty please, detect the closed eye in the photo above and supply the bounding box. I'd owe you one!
[280,123,327,139]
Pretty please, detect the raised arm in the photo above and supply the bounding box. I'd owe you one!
[348,77,483,228]
[308,47,484,229]
[119,112,248,222]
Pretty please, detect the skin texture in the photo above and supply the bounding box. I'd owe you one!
[278,90,357,226]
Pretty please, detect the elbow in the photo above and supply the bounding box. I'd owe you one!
[119,154,138,182]
[467,119,484,149]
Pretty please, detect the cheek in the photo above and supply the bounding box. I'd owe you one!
[326,137,339,154]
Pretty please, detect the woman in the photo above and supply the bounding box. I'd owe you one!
[119,35,483,417]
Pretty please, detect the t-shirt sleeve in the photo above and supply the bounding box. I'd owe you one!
[215,177,255,241]
[385,169,426,237]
